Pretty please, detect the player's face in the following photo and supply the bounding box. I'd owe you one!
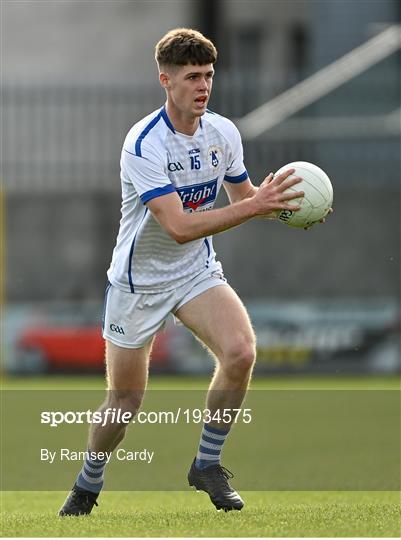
[163,64,214,118]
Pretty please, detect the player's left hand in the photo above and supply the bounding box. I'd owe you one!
[303,207,333,230]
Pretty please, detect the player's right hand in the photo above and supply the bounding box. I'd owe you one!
[252,169,304,218]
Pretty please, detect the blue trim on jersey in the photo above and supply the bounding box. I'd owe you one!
[204,238,210,268]
[161,106,176,134]
[101,281,111,331]
[140,184,176,204]
[128,208,149,293]
[135,111,163,157]
[206,109,216,115]
[224,170,249,183]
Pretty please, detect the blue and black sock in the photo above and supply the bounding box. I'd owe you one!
[76,452,107,494]
[195,423,230,470]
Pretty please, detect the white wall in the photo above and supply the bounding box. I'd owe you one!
[3,0,192,84]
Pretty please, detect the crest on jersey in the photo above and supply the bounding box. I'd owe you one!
[208,146,223,168]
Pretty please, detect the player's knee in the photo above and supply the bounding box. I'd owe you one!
[106,389,144,419]
[223,339,256,378]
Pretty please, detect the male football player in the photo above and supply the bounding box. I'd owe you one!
[59,27,306,515]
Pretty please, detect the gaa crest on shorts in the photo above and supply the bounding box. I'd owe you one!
[208,146,223,168]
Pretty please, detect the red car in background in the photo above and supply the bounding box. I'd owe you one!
[15,314,177,374]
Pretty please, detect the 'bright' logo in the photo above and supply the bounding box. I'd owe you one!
[177,178,217,211]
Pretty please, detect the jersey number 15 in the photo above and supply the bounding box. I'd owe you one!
[190,155,201,170]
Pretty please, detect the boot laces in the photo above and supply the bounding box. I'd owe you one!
[71,489,98,508]
[216,465,234,480]
[207,465,235,490]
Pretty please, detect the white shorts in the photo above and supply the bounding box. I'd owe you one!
[102,267,228,348]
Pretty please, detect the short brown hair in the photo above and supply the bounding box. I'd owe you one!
[155,28,217,69]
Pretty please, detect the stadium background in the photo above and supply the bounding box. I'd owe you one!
[1,2,400,537]
[2,0,400,376]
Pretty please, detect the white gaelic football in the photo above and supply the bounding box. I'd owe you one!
[275,161,333,228]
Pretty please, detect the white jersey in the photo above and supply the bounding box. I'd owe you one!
[107,106,248,293]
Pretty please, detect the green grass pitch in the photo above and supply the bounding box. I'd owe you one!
[1,374,400,537]
[2,490,400,537]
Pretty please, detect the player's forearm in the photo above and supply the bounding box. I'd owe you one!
[242,185,258,199]
[174,197,258,243]
[150,170,302,244]
[225,182,258,204]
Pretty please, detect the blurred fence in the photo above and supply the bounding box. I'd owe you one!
[3,60,400,303]
[3,61,399,193]
[2,25,400,376]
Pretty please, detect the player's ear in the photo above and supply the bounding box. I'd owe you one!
[159,71,170,89]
